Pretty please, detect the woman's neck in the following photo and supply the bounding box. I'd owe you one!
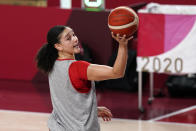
[58,52,75,60]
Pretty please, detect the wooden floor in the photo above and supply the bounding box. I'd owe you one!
[1,79,196,121]
[1,110,196,131]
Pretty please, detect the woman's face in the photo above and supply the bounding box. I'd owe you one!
[56,27,80,55]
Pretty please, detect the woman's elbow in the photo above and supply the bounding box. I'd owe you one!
[113,72,125,79]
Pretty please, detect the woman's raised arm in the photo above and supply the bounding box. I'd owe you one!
[87,33,133,81]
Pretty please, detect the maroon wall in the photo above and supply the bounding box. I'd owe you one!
[0,5,72,80]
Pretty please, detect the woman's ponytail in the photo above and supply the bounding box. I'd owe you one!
[35,25,67,74]
[36,43,58,74]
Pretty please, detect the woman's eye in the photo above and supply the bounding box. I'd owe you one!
[66,33,75,40]
[67,37,71,40]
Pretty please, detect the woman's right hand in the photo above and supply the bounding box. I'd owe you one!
[98,106,113,121]
[111,32,133,46]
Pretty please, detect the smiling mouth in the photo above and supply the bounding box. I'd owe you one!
[73,44,79,48]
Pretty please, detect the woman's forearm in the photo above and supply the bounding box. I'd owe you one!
[112,44,128,77]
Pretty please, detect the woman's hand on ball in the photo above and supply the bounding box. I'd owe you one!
[111,32,133,45]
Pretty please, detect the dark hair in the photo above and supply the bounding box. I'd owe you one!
[35,25,67,74]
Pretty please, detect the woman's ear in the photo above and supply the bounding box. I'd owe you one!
[54,43,62,51]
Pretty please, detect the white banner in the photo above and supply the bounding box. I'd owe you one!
[137,4,196,74]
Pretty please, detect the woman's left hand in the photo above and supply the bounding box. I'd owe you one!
[97,106,113,121]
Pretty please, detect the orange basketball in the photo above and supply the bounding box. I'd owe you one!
[108,6,139,37]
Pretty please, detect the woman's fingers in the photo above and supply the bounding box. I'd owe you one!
[103,112,112,121]
[127,36,134,41]
[102,116,111,121]
[122,34,126,39]
[106,110,113,117]
[111,32,115,38]
[101,107,112,117]
[111,32,133,43]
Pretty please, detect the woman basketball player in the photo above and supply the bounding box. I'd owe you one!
[36,25,133,131]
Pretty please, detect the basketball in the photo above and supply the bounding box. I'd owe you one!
[108,6,139,37]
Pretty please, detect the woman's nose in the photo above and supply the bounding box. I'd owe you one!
[73,36,78,43]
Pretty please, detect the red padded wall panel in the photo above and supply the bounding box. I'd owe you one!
[0,5,71,80]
